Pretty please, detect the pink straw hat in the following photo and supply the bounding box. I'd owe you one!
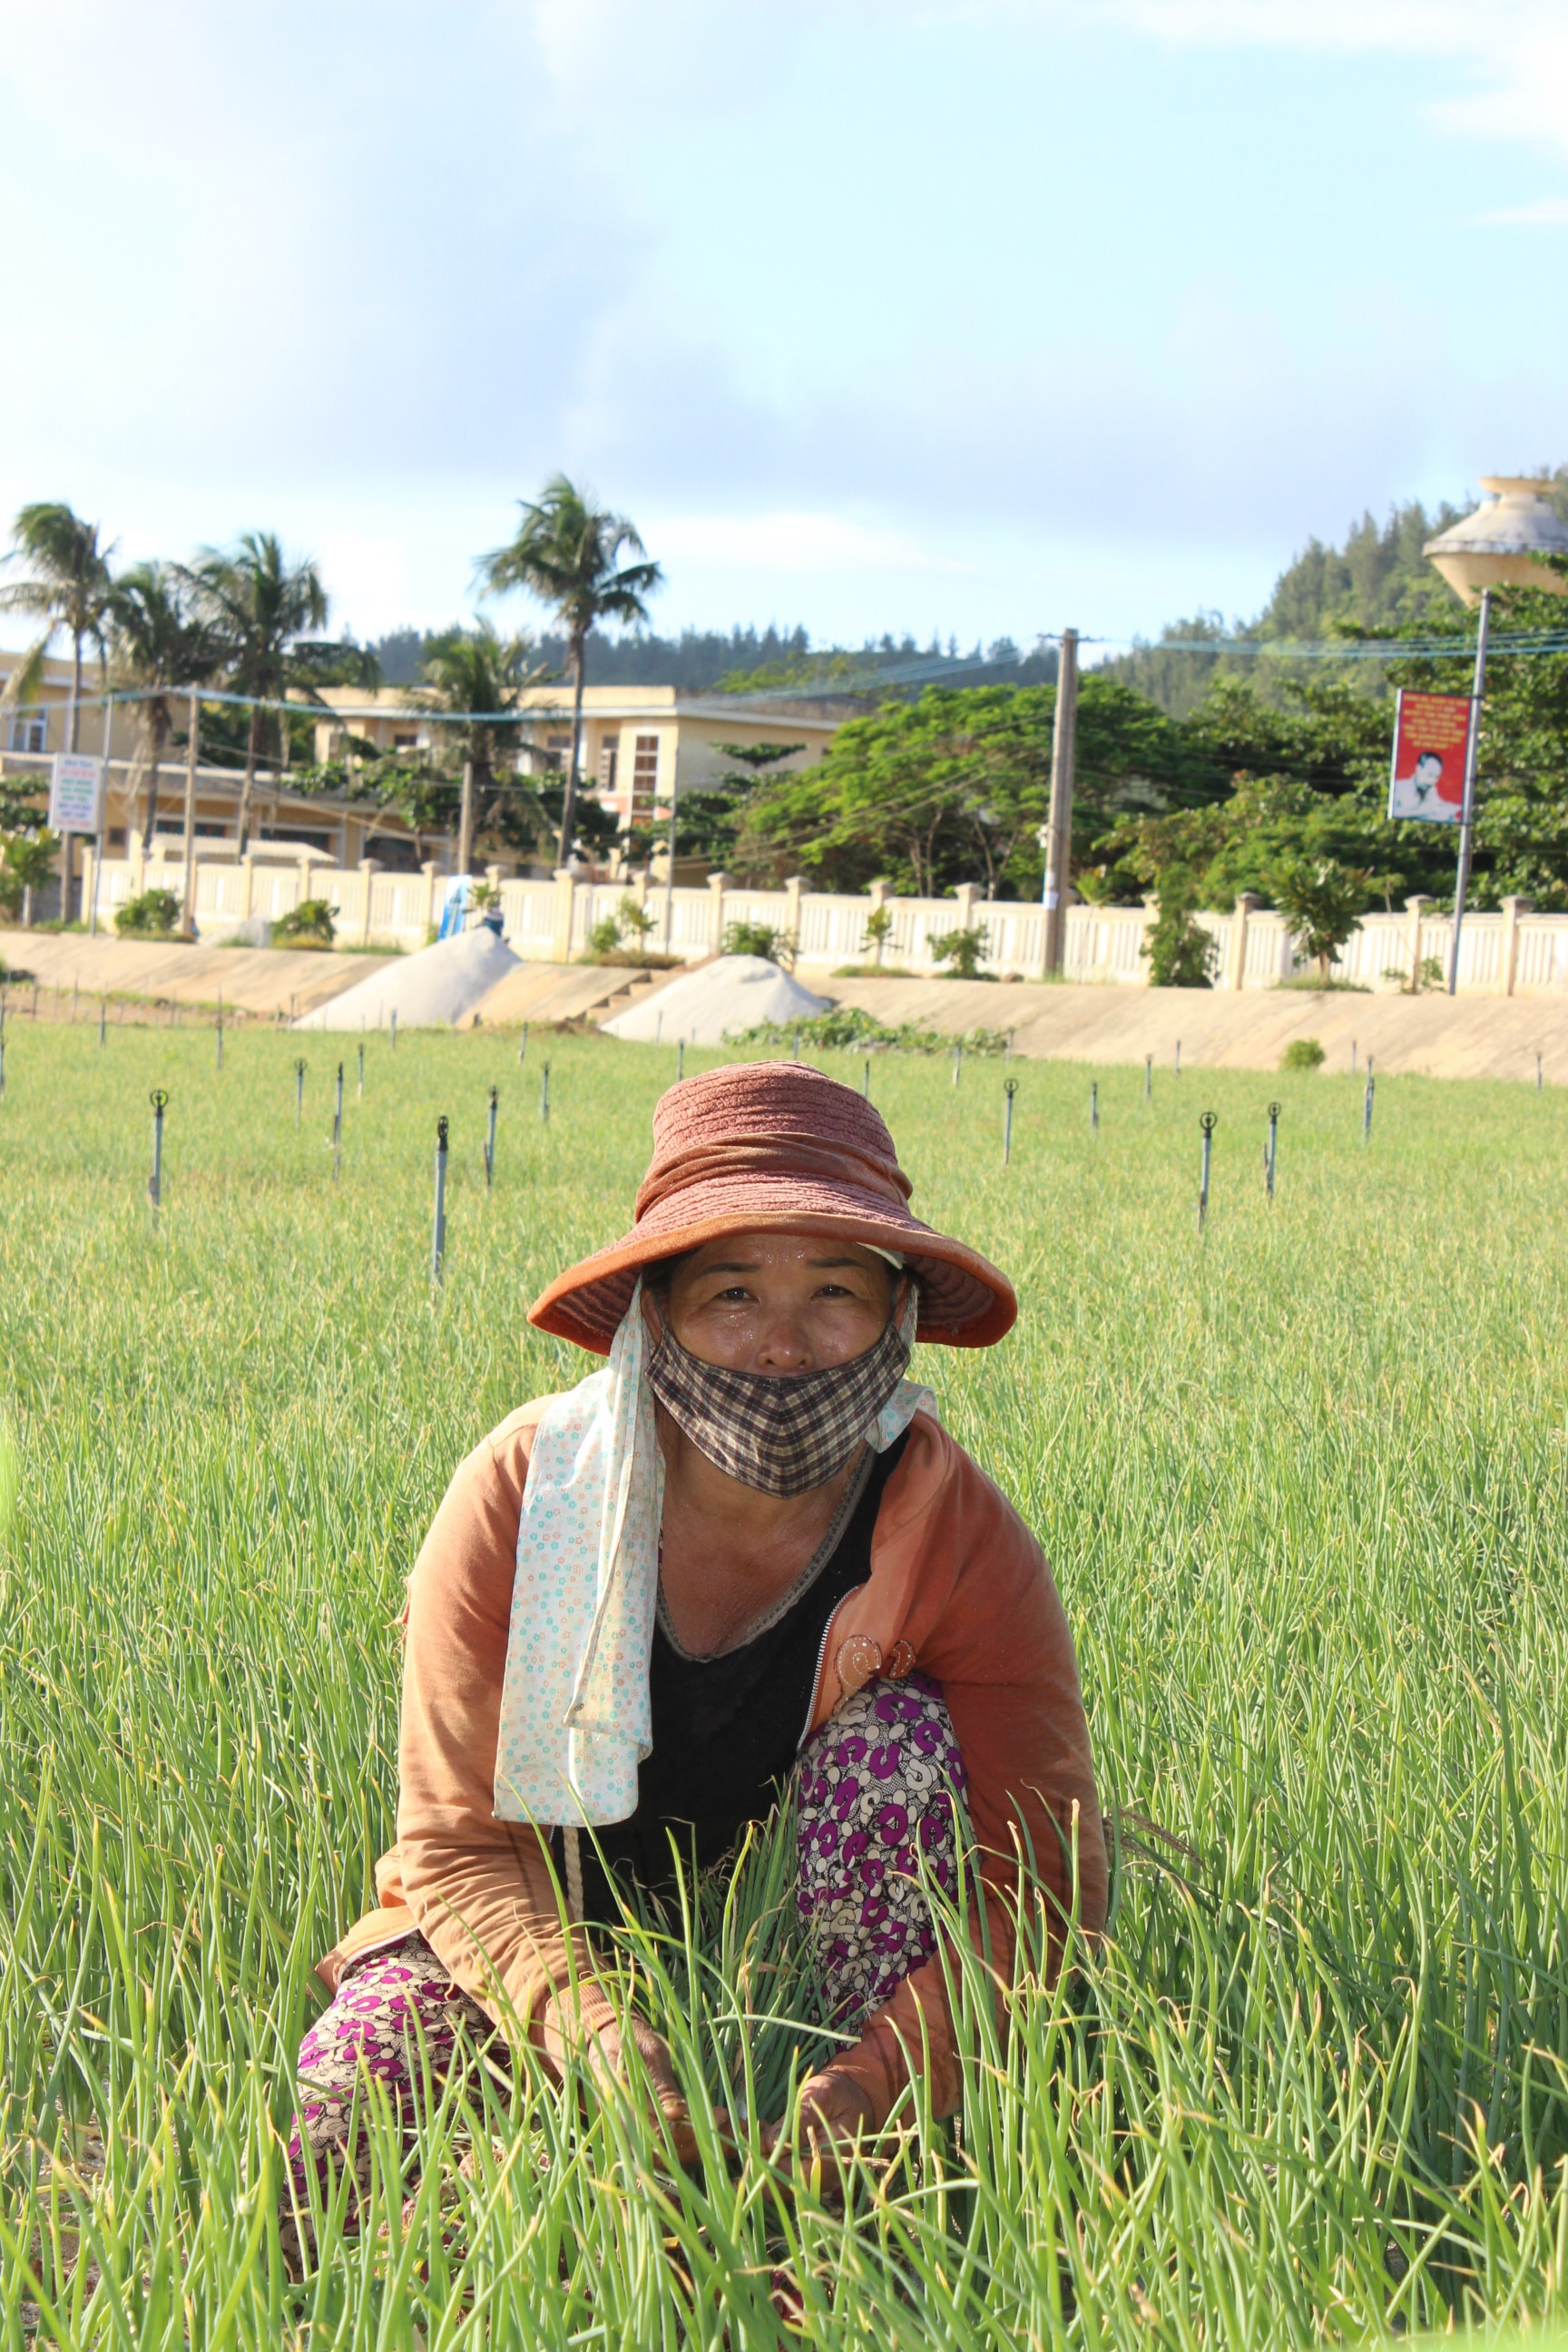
[529,1062,1016,1355]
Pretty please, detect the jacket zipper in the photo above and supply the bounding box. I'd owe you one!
[798,1586,864,1750]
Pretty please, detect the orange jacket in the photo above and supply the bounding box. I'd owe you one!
[322,1400,1106,2127]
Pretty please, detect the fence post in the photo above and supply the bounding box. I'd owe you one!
[1227,892,1259,990]
[1403,895,1431,991]
[485,863,505,930]
[708,869,730,956]
[783,874,804,956]
[297,853,317,915]
[421,858,443,943]
[1501,896,1532,997]
[240,849,257,923]
[358,858,380,947]
[552,867,578,962]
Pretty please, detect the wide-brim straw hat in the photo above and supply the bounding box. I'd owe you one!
[529,1061,1016,1354]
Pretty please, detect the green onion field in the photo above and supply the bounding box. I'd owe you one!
[2,1019,1566,2348]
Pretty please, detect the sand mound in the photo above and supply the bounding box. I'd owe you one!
[602,954,832,1046]
[293,924,521,1031]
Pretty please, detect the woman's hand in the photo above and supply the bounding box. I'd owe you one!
[759,2067,877,2195]
[544,2004,727,2168]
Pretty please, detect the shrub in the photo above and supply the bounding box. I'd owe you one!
[1269,858,1367,982]
[1,828,59,926]
[1281,1037,1327,1072]
[272,897,338,948]
[115,887,181,941]
[586,894,671,966]
[730,1005,1009,1056]
[722,918,797,969]
[1142,901,1215,988]
[930,923,990,980]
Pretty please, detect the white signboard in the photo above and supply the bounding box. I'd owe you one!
[48,752,104,834]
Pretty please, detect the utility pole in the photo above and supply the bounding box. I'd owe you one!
[1447,587,1491,996]
[1040,628,1078,976]
[181,692,201,938]
[457,759,474,884]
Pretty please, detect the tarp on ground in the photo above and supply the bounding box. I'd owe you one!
[292,924,521,1030]
[601,954,832,1047]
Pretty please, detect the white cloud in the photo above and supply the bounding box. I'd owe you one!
[1087,0,1568,159]
[646,513,960,573]
[1479,195,1568,225]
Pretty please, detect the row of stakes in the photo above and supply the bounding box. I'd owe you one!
[137,1063,1379,1267]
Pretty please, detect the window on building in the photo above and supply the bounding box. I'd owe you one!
[8,711,47,754]
[392,731,418,751]
[632,733,659,817]
[598,735,619,791]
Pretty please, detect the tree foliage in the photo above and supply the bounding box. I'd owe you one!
[478,477,662,865]
[736,681,1193,897]
[0,503,115,750]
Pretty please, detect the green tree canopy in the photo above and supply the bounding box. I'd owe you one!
[478,478,662,867]
[0,502,115,752]
[735,679,1194,897]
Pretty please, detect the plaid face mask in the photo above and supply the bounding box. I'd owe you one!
[647,1315,912,1496]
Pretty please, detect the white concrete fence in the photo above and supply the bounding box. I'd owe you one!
[81,843,1568,997]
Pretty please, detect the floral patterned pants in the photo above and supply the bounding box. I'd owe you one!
[284,1676,964,2254]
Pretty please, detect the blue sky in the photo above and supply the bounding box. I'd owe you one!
[1,0,1563,653]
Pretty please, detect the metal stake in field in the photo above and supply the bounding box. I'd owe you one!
[1537,1049,1544,1093]
[679,1041,686,1080]
[1091,1080,1099,1132]
[485,1083,498,1189]
[391,1009,397,1052]
[216,993,224,1072]
[540,1062,551,1122]
[952,1041,962,1089]
[1006,1028,1014,1062]
[1144,1054,1152,1102]
[431,1115,449,1285]
[1363,1072,1375,1145]
[518,1023,528,1066]
[1004,1076,1018,1164]
[99,996,106,1048]
[358,1043,365,1098]
[294,1056,307,1126]
[1265,1100,1280,1200]
[863,1058,871,1101]
[1175,1039,1181,1079]
[1350,1040,1357,1075]
[332,1063,344,1181]
[1198,1109,1218,1231]
[149,1089,169,1219]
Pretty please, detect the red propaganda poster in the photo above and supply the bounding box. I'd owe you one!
[1387,691,1474,823]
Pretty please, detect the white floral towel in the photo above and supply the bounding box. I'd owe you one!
[493,1281,936,1830]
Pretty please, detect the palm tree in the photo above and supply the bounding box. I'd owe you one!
[415,625,550,876]
[106,566,222,849]
[477,477,662,867]
[183,533,328,853]
[0,503,115,750]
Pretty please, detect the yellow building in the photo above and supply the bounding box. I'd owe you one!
[313,682,838,849]
[0,653,440,878]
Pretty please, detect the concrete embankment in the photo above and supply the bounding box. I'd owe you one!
[818,973,1568,1083]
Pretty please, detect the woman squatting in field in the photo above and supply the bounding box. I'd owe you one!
[284,1063,1106,2250]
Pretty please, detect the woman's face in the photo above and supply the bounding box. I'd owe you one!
[652,1233,898,1375]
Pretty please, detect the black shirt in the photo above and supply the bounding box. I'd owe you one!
[557,1432,908,1926]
